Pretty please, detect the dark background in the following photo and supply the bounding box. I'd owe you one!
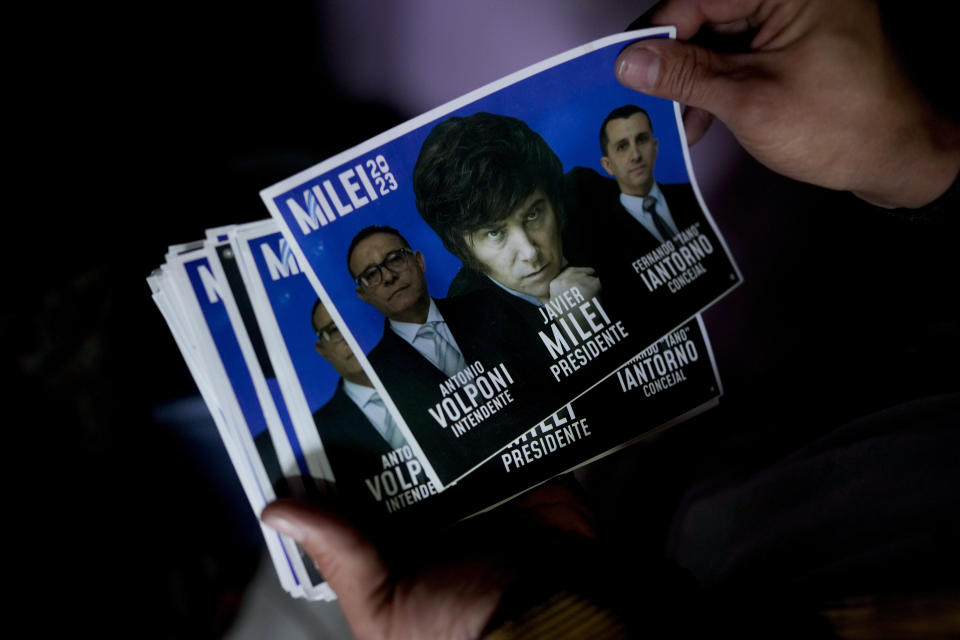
[9,1,958,636]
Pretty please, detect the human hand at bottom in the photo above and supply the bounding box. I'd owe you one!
[262,482,597,640]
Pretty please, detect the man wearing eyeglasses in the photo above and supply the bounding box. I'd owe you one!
[348,225,483,381]
[349,226,449,347]
[347,224,550,481]
[310,297,410,502]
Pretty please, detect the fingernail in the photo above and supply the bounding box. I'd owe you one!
[618,46,660,90]
[262,513,306,542]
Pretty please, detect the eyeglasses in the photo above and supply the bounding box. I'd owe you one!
[353,247,414,288]
[315,321,343,344]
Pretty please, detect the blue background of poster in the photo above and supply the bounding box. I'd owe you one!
[250,232,343,412]
[270,34,684,397]
[186,257,273,444]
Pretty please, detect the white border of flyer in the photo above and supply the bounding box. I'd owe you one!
[261,28,742,490]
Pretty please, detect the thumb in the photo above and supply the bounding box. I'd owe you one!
[616,39,735,118]
[261,500,390,625]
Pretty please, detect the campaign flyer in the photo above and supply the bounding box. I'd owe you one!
[232,220,722,526]
[204,228,323,484]
[203,236,335,597]
[390,316,724,526]
[149,250,301,597]
[156,244,334,600]
[260,28,742,488]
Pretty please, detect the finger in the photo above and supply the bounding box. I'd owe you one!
[262,500,390,630]
[681,106,714,145]
[710,18,753,34]
[616,39,736,119]
[649,0,767,39]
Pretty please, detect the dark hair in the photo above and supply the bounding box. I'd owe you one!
[599,105,652,156]
[345,225,410,277]
[412,112,565,271]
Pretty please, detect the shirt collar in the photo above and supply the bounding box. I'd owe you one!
[620,181,664,211]
[342,378,376,407]
[485,275,545,307]
[389,298,442,341]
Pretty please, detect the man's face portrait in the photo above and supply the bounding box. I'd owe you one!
[464,188,562,300]
[350,232,429,322]
[313,303,364,380]
[601,112,658,197]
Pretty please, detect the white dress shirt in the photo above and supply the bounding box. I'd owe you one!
[341,378,407,449]
[619,182,679,244]
[342,379,386,433]
[388,298,465,371]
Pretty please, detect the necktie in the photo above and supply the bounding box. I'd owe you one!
[367,392,407,450]
[416,321,467,377]
[643,195,675,242]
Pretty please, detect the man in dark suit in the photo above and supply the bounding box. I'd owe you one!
[564,104,705,269]
[562,105,739,326]
[412,113,653,389]
[413,112,600,309]
[348,225,548,485]
[310,298,420,517]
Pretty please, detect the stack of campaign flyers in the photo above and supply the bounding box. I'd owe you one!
[150,28,741,599]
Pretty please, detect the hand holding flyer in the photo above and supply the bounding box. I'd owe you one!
[140,2,960,635]
[260,28,741,489]
[620,0,960,208]
[150,28,739,599]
